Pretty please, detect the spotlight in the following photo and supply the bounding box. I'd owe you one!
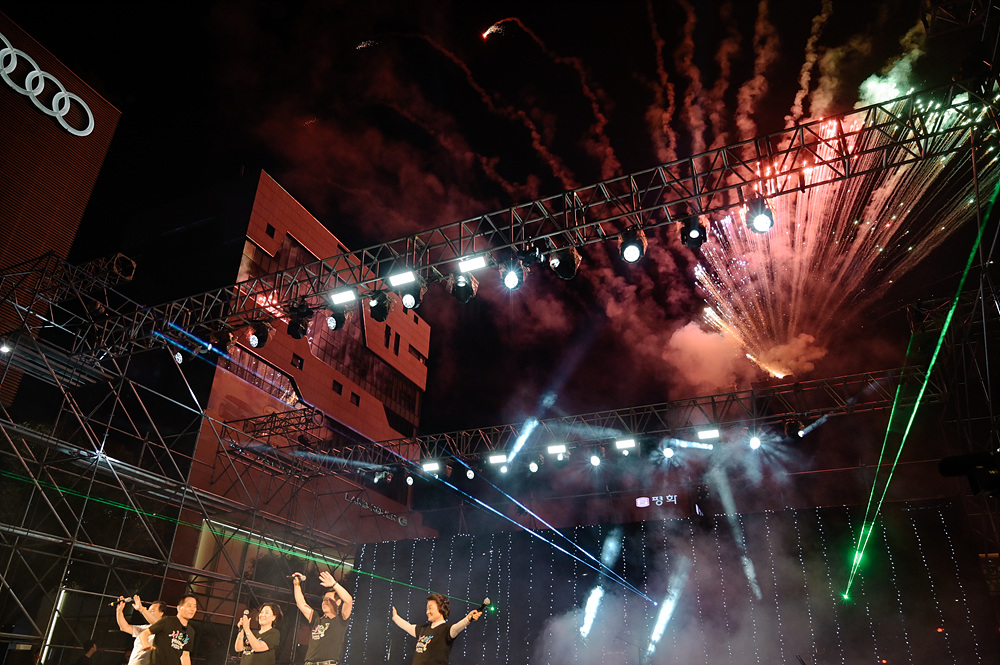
[450,272,479,304]
[287,300,313,339]
[326,309,347,331]
[746,197,774,233]
[619,227,647,263]
[590,455,601,467]
[0,341,10,354]
[466,468,475,480]
[681,219,707,249]
[548,246,581,280]
[172,350,184,364]
[398,280,427,310]
[529,461,539,473]
[248,322,271,348]
[500,465,509,473]
[406,475,414,486]
[367,292,390,321]
[749,436,762,450]
[501,259,525,290]
[662,447,674,459]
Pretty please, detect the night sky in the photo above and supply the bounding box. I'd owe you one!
[3,1,978,434]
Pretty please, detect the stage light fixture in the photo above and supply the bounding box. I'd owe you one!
[696,428,720,440]
[405,474,414,486]
[547,444,567,455]
[746,197,774,233]
[0,341,10,354]
[287,300,313,339]
[615,439,636,453]
[619,227,648,263]
[172,351,184,364]
[466,468,475,480]
[749,436,762,450]
[500,465,509,473]
[248,322,271,348]
[388,270,417,287]
[422,460,441,473]
[529,461,539,473]
[662,447,675,459]
[488,454,507,465]
[368,292,391,321]
[329,288,357,306]
[398,280,427,310]
[548,246,582,280]
[590,455,601,467]
[501,259,525,290]
[326,309,347,331]
[681,219,707,249]
[458,255,488,272]
[450,272,479,304]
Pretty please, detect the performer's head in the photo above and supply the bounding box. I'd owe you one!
[321,591,342,617]
[426,593,450,621]
[176,595,198,621]
[147,600,166,623]
[258,602,282,628]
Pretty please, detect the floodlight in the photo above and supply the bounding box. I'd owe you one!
[619,227,647,263]
[389,270,416,287]
[501,259,525,290]
[488,454,508,465]
[746,198,774,233]
[422,460,441,473]
[696,428,720,440]
[458,255,488,272]
[547,444,567,455]
[681,219,707,249]
[615,439,636,450]
[450,272,479,304]
[369,292,390,321]
[548,246,581,279]
[329,288,357,305]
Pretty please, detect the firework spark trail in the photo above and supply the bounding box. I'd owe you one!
[699,95,1000,376]
[485,17,621,179]
[419,34,578,189]
[735,0,780,141]
[786,0,834,126]
[645,0,679,164]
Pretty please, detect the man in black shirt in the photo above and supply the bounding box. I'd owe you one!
[138,595,198,665]
[292,571,352,665]
[392,593,482,665]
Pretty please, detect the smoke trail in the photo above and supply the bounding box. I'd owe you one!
[486,17,622,179]
[734,0,780,141]
[706,1,742,151]
[644,0,679,164]
[857,21,927,107]
[786,0,834,125]
[675,0,708,156]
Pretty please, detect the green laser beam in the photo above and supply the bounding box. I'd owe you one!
[842,150,1000,598]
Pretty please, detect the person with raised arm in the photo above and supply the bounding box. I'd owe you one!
[116,595,165,665]
[391,593,482,665]
[235,602,282,665]
[292,570,352,665]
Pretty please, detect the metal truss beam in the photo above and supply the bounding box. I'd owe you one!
[4,80,994,362]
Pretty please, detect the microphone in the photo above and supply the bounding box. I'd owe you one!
[476,598,490,614]
[109,596,134,607]
[243,610,250,616]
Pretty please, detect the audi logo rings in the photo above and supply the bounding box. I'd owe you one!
[1,30,95,137]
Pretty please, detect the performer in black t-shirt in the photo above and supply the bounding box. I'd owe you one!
[138,595,197,665]
[235,602,282,665]
[292,570,352,665]
[392,593,482,665]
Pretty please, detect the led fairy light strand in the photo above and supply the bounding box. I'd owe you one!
[763,511,790,665]
[816,509,847,665]
[845,168,1000,597]
[912,509,957,663]
[712,516,735,665]
[936,506,985,662]
[791,510,818,661]
[881,510,915,665]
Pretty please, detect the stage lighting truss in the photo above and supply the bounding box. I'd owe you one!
[500,259,525,290]
[449,272,479,304]
[746,197,774,233]
[681,218,707,249]
[619,226,648,263]
[368,291,391,322]
[548,245,582,279]
[248,321,273,348]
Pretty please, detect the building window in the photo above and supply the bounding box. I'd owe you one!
[384,325,392,348]
[350,392,361,406]
[332,380,343,395]
[393,332,401,356]
[291,354,304,370]
[265,223,276,238]
[408,344,428,366]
